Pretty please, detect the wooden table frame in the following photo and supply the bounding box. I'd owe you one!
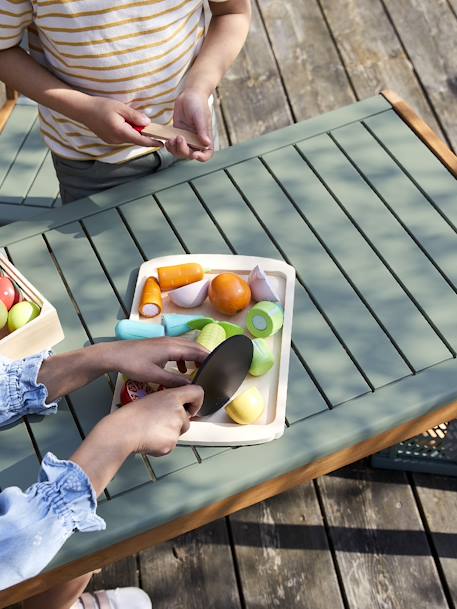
[1,90,457,607]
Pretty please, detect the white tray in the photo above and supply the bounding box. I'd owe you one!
[111,254,295,446]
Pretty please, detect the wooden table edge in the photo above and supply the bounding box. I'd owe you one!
[3,399,457,607]
[381,89,457,178]
[0,98,17,135]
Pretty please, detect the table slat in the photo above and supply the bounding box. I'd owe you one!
[192,170,370,405]
[23,150,59,208]
[298,133,457,353]
[0,105,37,189]
[263,144,451,370]
[0,422,39,491]
[227,159,410,388]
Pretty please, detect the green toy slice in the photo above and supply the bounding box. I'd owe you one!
[187,317,215,330]
[219,321,245,338]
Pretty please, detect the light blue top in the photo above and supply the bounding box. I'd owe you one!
[0,352,105,591]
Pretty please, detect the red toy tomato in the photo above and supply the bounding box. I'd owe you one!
[120,379,154,405]
[0,277,15,310]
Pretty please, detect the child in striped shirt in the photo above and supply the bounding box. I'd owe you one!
[0,1,251,202]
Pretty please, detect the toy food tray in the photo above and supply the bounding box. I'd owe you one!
[0,254,64,359]
[111,254,295,446]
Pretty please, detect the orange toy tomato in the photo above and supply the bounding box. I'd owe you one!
[208,272,251,316]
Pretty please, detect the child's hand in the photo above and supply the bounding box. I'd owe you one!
[166,88,214,162]
[125,384,204,455]
[80,96,164,148]
[103,338,208,386]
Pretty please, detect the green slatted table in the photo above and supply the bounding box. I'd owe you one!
[0,96,60,224]
[2,91,457,605]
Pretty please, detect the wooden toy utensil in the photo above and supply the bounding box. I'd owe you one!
[191,335,253,417]
[128,121,209,151]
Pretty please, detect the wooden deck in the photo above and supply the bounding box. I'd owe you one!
[5,0,457,607]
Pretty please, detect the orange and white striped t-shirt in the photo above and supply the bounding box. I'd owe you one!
[0,0,223,162]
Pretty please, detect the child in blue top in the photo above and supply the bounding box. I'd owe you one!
[0,338,207,609]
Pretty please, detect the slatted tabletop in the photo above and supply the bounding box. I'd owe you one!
[2,93,457,604]
[0,97,60,224]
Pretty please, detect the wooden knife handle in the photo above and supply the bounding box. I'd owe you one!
[132,122,209,150]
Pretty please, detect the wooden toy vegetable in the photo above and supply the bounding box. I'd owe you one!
[139,277,163,318]
[249,338,275,376]
[7,301,41,332]
[208,272,251,316]
[246,301,284,338]
[0,276,15,310]
[0,301,7,330]
[120,379,154,405]
[115,319,165,340]
[168,278,210,308]
[248,265,280,303]
[225,386,265,425]
[197,322,226,352]
[157,262,204,291]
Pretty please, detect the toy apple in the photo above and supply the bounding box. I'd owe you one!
[208,272,251,316]
[0,277,15,310]
[12,286,23,306]
[0,301,8,330]
[7,301,40,332]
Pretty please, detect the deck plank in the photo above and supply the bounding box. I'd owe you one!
[382,0,457,149]
[0,104,36,189]
[257,0,355,120]
[23,150,59,208]
[230,485,345,609]
[319,0,442,137]
[318,464,449,609]
[138,520,242,609]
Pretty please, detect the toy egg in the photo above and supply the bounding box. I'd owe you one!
[248,265,280,303]
[225,386,265,425]
[168,278,210,308]
[249,338,275,377]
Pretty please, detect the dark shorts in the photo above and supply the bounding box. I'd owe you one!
[51,147,177,205]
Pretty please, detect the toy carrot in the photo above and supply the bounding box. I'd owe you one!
[157,262,204,291]
[139,277,163,317]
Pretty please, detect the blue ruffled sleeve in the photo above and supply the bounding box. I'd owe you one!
[0,351,58,426]
[0,452,105,590]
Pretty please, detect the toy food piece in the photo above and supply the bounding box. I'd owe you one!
[249,338,275,376]
[218,321,244,338]
[197,322,226,352]
[168,278,210,308]
[158,262,204,291]
[225,386,265,425]
[0,301,7,330]
[163,314,206,336]
[115,319,165,340]
[208,272,251,316]
[120,379,154,405]
[139,277,163,318]
[7,301,40,332]
[12,285,23,306]
[0,276,15,310]
[248,265,281,303]
[246,301,284,338]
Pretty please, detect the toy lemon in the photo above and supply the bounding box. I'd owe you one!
[225,386,265,425]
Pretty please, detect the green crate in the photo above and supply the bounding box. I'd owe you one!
[371,421,457,476]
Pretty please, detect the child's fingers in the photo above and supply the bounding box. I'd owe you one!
[190,148,214,163]
[153,367,191,388]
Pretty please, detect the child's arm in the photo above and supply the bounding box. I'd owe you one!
[166,0,252,162]
[0,47,161,148]
[0,384,203,591]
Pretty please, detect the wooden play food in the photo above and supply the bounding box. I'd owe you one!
[225,387,265,425]
[168,278,210,308]
[249,338,275,377]
[158,262,204,291]
[196,322,226,352]
[7,301,40,332]
[248,265,280,303]
[0,276,15,310]
[139,277,162,318]
[246,301,284,338]
[120,379,154,405]
[208,272,251,315]
[0,301,7,330]
[115,319,165,340]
